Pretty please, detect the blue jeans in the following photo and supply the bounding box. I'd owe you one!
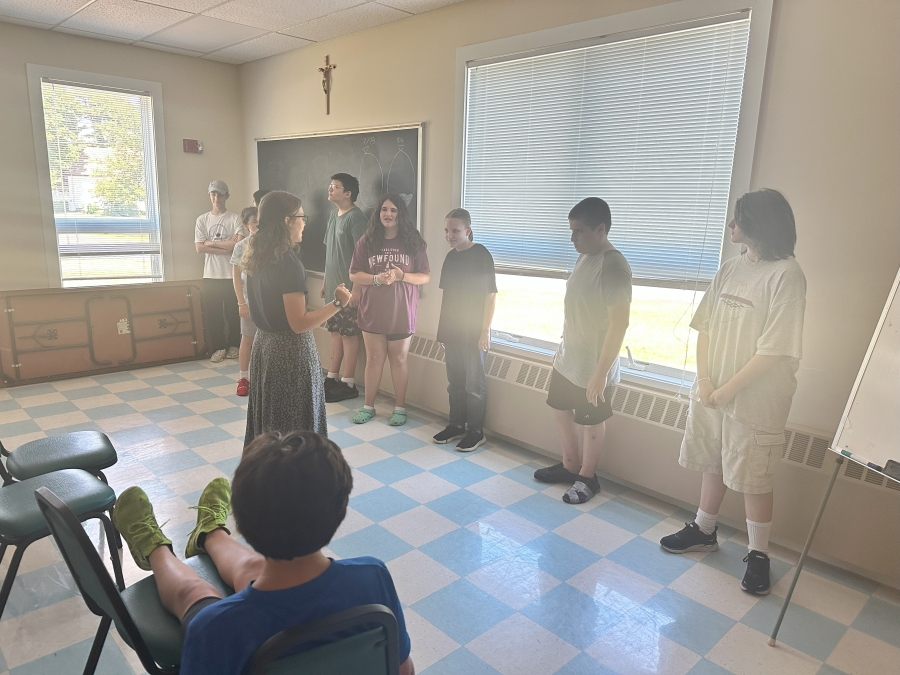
[444,343,486,432]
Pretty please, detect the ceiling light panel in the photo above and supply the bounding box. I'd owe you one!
[204,0,363,32]
[209,32,312,62]
[0,0,91,25]
[60,0,191,41]
[145,13,266,52]
[284,2,407,43]
[377,0,462,13]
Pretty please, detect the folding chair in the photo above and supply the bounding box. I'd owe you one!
[0,469,121,622]
[1,431,118,484]
[35,486,232,675]
[249,604,400,675]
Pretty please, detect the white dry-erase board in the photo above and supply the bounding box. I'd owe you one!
[832,265,900,477]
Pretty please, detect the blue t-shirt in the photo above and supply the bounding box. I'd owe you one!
[181,557,411,675]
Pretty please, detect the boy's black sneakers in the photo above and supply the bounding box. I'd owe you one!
[325,381,359,403]
[660,522,719,553]
[433,425,466,444]
[324,377,340,395]
[533,462,580,484]
[741,550,772,595]
[456,431,486,452]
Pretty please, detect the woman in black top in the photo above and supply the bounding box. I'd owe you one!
[242,191,350,448]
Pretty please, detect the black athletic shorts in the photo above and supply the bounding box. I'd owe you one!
[362,331,412,342]
[325,305,362,337]
[181,596,221,639]
[546,368,614,426]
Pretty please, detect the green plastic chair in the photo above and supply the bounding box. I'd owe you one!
[248,604,400,675]
[0,469,121,622]
[1,431,118,485]
[35,486,233,675]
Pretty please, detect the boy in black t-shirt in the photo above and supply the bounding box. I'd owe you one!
[433,209,497,451]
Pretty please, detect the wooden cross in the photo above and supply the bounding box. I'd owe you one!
[318,55,337,115]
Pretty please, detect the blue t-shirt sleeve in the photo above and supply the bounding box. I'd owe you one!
[373,563,411,662]
[181,609,234,675]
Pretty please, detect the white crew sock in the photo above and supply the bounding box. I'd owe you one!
[327,371,339,380]
[363,405,375,412]
[341,377,355,387]
[239,370,249,380]
[746,519,771,554]
[695,508,718,535]
[394,406,406,413]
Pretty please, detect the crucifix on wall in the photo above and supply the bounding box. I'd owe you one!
[318,55,337,115]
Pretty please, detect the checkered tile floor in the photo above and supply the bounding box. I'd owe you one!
[0,359,897,674]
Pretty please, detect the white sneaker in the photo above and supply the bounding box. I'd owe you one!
[210,349,226,363]
[225,346,240,359]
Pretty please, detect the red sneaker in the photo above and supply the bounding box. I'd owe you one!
[236,378,249,396]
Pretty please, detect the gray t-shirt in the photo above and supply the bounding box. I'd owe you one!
[554,250,633,388]
[230,237,251,304]
[691,253,806,431]
[324,206,368,301]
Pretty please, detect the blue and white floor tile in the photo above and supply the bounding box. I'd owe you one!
[0,359,897,674]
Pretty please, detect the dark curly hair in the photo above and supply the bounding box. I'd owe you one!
[233,431,352,560]
[364,193,425,256]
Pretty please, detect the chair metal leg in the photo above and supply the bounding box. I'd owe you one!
[0,542,7,567]
[107,507,123,550]
[83,615,112,675]
[0,543,28,621]
[97,514,125,590]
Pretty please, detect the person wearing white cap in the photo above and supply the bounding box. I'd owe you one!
[195,180,245,363]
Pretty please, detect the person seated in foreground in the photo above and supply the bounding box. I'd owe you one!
[112,430,414,675]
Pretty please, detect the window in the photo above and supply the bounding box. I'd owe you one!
[460,6,765,383]
[38,78,163,287]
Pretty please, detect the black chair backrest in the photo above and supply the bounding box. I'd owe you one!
[248,604,400,675]
[34,487,168,674]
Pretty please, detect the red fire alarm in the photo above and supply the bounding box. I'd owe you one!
[183,139,203,154]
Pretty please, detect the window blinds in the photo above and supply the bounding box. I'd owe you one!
[41,79,162,287]
[463,16,750,284]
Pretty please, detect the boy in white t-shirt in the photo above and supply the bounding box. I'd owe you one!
[195,180,244,363]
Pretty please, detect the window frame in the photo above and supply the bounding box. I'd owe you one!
[453,0,773,391]
[27,65,173,288]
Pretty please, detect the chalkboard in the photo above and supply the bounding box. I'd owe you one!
[832,265,900,479]
[256,124,422,273]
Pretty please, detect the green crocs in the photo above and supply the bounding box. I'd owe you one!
[185,478,232,558]
[353,408,376,424]
[389,410,407,426]
[112,486,172,571]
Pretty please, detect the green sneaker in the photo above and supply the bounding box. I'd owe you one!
[112,487,172,571]
[185,478,232,558]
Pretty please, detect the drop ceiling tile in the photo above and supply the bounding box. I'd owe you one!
[377,0,462,13]
[53,25,136,42]
[209,32,312,62]
[283,2,407,42]
[145,13,266,52]
[0,15,54,29]
[204,0,364,32]
[202,53,244,64]
[0,0,87,25]
[135,40,206,57]
[60,0,191,41]
[142,0,224,11]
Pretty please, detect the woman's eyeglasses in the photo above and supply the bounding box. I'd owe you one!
[291,214,308,223]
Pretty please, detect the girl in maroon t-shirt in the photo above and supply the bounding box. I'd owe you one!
[349,194,430,426]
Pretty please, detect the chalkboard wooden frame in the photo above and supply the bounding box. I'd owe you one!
[256,123,424,275]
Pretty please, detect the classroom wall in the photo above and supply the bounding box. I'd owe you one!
[0,22,247,290]
[240,0,900,584]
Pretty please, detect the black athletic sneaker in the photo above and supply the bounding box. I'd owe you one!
[533,462,580,484]
[660,522,719,553]
[324,377,340,395]
[741,550,771,595]
[456,431,486,452]
[326,381,359,403]
[433,425,466,444]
